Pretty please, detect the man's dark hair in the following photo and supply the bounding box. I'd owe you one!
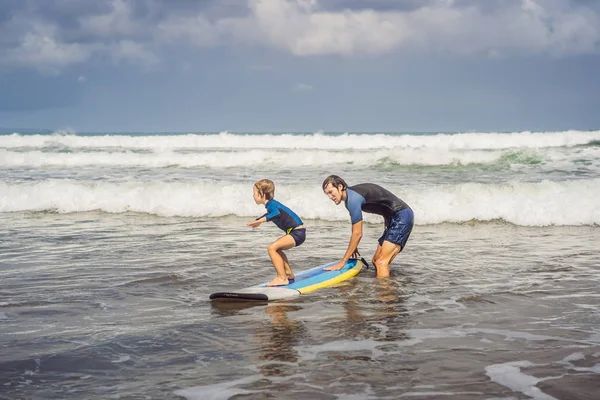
[322,175,348,191]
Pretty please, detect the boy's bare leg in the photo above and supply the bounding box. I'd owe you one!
[278,250,295,280]
[266,235,296,286]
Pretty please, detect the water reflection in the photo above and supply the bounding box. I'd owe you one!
[209,300,268,317]
[254,304,308,376]
[208,274,411,381]
[333,277,410,343]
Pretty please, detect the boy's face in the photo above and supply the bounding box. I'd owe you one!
[323,183,344,205]
[253,186,266,204]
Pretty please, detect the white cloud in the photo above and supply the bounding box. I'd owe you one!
[77,75,87,82]
[243,0,600,57]
[249,0,409,56]
[150,0,600,57]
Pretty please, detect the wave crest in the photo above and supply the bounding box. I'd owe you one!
[1,179,598,227]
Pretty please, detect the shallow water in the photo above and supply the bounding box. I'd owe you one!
[1,212,599,399]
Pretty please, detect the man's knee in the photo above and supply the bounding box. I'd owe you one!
[374,256,392,275]
[374,257,389,269]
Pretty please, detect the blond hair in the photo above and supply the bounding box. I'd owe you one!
[254,179,275,200]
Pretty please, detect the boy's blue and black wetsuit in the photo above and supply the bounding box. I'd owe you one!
[345,183,414,249]
[261,199,306,246]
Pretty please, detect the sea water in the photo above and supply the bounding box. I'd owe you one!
[1,130,599,399]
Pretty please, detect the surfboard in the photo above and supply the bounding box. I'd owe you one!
[209,258,367,302]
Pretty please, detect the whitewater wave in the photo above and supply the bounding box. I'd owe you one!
[1,146,599,169]
[1,130,600,151]
[0,148,500,167]
[1,179,598,226]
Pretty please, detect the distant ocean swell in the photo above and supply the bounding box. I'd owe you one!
[1,130,600,150]
[0,148,562,167]
[1,143,599,169]
[1,179,598,226]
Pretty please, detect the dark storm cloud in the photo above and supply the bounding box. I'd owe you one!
[322,0,600,14]
[0,0,251,48]
[318,0,438,12]
[0,0,599,69]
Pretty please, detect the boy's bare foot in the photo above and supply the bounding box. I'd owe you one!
[266,277,289,287]
[286,274,295,280]
[284,266,294,280]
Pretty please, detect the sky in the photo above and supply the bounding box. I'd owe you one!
[0,0,599,133]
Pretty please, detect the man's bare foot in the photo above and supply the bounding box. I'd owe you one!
[266,277,289,287]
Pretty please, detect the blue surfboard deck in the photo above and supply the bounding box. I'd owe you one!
[209,258,366,301]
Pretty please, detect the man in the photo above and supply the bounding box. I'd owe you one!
[322,175,414,278]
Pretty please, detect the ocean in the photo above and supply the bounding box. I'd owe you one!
[1,130,599,399]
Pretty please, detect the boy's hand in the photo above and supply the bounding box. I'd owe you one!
[247,220,262,228]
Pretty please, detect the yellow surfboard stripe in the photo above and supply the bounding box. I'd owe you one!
[296,260,364,294]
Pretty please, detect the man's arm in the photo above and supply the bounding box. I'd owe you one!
[325,221,363,270]
[342,221,363,261]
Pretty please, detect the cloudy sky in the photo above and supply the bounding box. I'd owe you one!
[1,0,599,132]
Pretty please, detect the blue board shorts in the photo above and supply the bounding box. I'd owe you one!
[378,208,414,250]
[288,228,306,246]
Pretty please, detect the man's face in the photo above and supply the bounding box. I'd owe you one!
[323,183,343,205]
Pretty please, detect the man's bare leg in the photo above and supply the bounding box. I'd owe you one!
[372,241,401,278]
[266,235,296,286]
[372,245,382,273]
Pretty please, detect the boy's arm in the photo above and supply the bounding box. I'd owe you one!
[247,204,279,228]
[247,213,267,228]
[263,208,280,221]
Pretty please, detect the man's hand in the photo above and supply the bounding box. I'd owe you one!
[247,220,262,228]
[324,260,347,271]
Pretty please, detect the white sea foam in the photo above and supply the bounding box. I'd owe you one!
[174,375,259,400]
[173,373,306,400]
[1,179,598,226]
[485,361,558,400]
[0,147,507,167]
[2,131,598,171]
[1,130,599,150]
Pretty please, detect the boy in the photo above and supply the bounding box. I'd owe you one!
[247,179,306,286]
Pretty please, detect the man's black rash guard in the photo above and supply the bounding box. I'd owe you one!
[345,183,410,224]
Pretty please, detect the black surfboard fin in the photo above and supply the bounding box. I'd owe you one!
[361,257,370,269]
